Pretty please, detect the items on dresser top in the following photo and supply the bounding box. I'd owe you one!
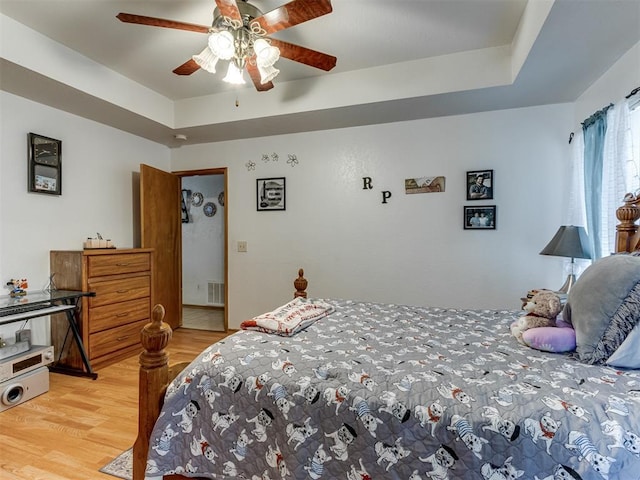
[83,232,115,249]
[50,248,153,372]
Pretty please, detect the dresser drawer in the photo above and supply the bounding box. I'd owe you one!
[87,252,151,277]
[89,298,150,334]
[88,275,151,308]
[90,319,148,359]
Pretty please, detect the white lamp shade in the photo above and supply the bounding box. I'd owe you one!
[192,47,220,73]
[253,38,280,67]
[258,63,279,84]
[223,62,246,84]
[208,31,235,60]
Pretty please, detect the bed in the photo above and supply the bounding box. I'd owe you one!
[133,197,640,480]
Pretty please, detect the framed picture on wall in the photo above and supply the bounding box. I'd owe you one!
[464,205,496,230]
[28,132,62,195]
[466,169,493,200]
[257,177,286,211]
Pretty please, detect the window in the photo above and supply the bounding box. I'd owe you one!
[569,94,640,258]
[627,98,640,193]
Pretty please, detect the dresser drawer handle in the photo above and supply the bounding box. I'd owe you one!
[116,313,129,317]
[115,263,131,267]
[116,289,129,294]
[116,335,130,341]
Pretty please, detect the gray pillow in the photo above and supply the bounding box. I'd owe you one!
[563,254,640,365]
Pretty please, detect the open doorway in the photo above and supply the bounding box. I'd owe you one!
[180,173,226,332]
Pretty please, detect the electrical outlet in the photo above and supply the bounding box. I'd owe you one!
[237,241,247,252]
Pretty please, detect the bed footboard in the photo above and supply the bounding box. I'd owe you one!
[133,304,179,480]
[134,269,309,479]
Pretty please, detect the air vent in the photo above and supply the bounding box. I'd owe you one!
[207,282,225,306]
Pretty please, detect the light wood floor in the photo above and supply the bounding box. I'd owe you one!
[182,306,225,331]
[0,328,230,480]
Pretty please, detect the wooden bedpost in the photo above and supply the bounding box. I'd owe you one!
[133,304,173,480]
[616,193,640,253]
[294,268,308,298]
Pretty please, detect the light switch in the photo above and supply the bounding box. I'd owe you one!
[237,241,247,252]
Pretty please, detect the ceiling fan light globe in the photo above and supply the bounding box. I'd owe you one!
[208,30,235,60]
[254,39,280,67]
[223,62,246,85]
[192,47,220,73]
[258,64,279,84]
[253,38,269,53]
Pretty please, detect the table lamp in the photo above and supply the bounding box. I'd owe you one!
[540,225,592,293]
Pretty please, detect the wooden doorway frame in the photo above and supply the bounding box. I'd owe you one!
[174,167,228,332]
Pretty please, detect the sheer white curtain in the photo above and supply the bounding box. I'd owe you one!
[565,131,591,275]
[567,99,633,258]
[601,101,632,256]
[566,131,586,227]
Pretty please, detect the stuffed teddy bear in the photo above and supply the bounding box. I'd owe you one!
[510,290,562,345]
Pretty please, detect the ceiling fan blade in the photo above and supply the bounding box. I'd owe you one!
[269,39,336,71]
[173,59,201,76]
[251,0,332,35]
[117,13,210,34]
[246,61,275,91]
[214,0,243,22]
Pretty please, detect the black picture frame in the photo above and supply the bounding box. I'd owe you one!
[257,177,286,211]
[466,169,493,200]
[28,132,62,195]
[464,205,496,230]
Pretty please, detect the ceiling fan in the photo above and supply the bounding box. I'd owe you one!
[117,0,337,92]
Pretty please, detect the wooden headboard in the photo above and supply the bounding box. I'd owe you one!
[616,192,640,253]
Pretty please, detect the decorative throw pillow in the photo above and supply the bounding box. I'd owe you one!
[240,297,335,336]
[563,254,640,365]
[522,326,576,353]
[606,324,640,368]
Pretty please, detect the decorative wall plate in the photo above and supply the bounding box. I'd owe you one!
[218,191,225,207]
[203,202,217,217]
[191,192,204,207]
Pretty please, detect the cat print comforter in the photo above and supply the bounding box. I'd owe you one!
[146,299,640,479]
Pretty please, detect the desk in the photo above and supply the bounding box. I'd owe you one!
[0,290,97,379]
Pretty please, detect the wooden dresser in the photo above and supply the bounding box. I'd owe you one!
[50,248,153,371]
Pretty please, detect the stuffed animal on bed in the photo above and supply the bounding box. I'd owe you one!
[510,290,562,345]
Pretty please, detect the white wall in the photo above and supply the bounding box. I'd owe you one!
[181,174,225,305]
[0,91,170,344]
[171,103,573,329]
[574,40,640,124]
[0,38,634,348]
